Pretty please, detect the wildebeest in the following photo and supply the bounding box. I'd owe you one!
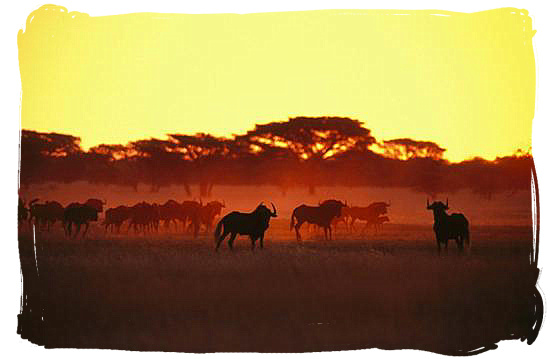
[28,199,65,231]
[199,200,226,233]
[157,200,184,231]
[427,199,470,253]
[84,198,106,213]
[366,215,390,233]
[290,199,347,241]
[103,205,132,233]
[63,202,99,238]
[347,201,391,233]
[128,202,160,234]
[214,203,277,251]
[181,200,202,237]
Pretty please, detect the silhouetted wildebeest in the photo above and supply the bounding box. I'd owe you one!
[199,200,225,233]
[28,199,65,231]
[84,198,106,213]
[103,205,131,233]
[157,200,184,231]
[214,203,277,251]
[290,199,347,241]
[63,202,99,238]
[18,198,29,224]
[366,215,390,233]
[128,202,160,234]
[427,199,470,253]
[181,200,202,237]
[347,201,391,233]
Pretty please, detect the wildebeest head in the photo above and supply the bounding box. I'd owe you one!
[256,202,278,218]
[426,198,449,212]
[207,201,225,215]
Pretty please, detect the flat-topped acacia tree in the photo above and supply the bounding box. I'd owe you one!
[237,116,376,194]
[168,133,231,197]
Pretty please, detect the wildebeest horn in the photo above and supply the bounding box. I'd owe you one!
[446,198,449,207]
[426,198,430,209]
[270,202,277,216]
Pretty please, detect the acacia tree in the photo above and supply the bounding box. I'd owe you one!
[237,116,376,194]
[129,138,191,193]
[380,138,446,160]
[20,130,84,187]
[168,133,230,197]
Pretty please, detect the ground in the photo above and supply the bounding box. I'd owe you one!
[17,220,540,354]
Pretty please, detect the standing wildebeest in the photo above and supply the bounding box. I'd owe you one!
[84,198,106,213]
[347,201,391,233]
[103,205,131,233]
[366,215,390,233]
[427,199,470,253]
[28,199,65,231]
[199,200,226,233]
[157,200,183,232]
[128,202,159,234]
[181,200,202,237]
[214,203,277,251]
[63,202,99,238]
[290,199,347,241]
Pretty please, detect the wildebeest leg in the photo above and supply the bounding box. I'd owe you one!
[215,230,229,251]
[73,223,82,239]
[260,233,264,249]
[82,222,90,238]
[250,236,256,250]
[350,218,357,232]
[228,233,237,250]
[294,221,304,241]
[65,222,72,237]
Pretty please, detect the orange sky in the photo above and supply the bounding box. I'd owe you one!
[18,5,535,162]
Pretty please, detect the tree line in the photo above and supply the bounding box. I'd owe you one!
[19,117,533,199]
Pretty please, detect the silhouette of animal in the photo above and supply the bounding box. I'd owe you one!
[427,199,470,253]
[157,200,184,231]
[347,201,391,233]
[128,202,159,234]
[103,205,131,233]
[332,206,352,231]
[290,199,347,241]
[181,200,202,237]
[199,200,225,233]
[366,215,390,232]
[28,199,65,231]
[214,203,277,251]
[63,202,99,238]
[84,198,106,213]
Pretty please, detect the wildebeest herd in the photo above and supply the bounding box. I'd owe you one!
[18,196,470,253]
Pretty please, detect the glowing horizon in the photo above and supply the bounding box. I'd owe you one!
[18,6,536,163]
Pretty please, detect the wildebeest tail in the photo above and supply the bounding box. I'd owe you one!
[290,209,296,230]
[214,218,224,241]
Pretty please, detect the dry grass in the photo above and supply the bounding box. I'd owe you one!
[18,221,537,354]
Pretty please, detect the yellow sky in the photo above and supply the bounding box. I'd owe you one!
[18,5,535,162]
